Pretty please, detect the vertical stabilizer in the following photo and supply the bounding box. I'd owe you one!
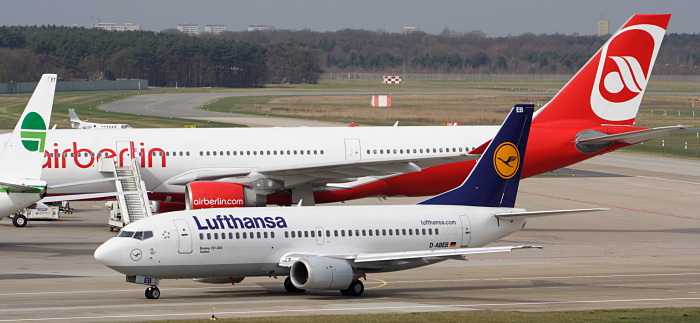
[532,14,670,127]
[0,74,57,182]
[68,108,80,122]
[419,104,533,207]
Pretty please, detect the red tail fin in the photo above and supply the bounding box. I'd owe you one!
[533,14,671,127]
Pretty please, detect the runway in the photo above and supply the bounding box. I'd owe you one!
[1,153,698,321]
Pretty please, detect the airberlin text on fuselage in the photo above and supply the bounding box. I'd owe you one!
[42,142,166,169]
[193,215,288,230]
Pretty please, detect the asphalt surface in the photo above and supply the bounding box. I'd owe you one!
[0,153,698,322]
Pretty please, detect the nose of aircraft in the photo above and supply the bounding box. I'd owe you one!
[94,239,121,267]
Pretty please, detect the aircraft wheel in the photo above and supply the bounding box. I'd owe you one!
[284,276,305,293]
[12,214,27,228]
[145,286,160,299]
[341,280,364,297]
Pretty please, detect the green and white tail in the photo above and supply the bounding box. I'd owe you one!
[0,74,56,183]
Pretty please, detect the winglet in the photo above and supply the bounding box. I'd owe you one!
[419,104,534,207]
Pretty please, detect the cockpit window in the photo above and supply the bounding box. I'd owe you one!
[117,230,153,241]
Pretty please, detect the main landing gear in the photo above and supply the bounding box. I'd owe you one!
[340,280,364,296]
[282,277,364,296]
[145,286,160,299]
[12,214,28,228]
[284,276,305,293]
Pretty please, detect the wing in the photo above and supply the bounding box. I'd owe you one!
[278,245,541,267]
[167,153,479,186]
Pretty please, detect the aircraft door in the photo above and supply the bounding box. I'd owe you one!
[459,215,471,247]
[344,138,361,161]
[315,226,324,245]
[173,219,193,254]
[116,141,134,167]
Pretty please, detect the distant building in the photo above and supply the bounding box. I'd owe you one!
[204,24,227,34]
[177,24,199,35]
[400,26,422,35]
[597,20,610,36]
[93,22,141,32]
[247,24,275,32]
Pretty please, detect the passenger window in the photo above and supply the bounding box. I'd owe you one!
[429,228,433,235]
[348,230,353,237]
[264,232,268,238]
[229,232,233,239]
[326,230,330,237]
[304,231,309,238]
[257,232,261,239]
[271,232,275,238]
[422,229,426,235]
[334,230,338,237]
[236,232,240,239]
[436,228,439,235]
[291,231,295,238]
[242,232,247,239]
[207,233,211,240]
[402,229,406,235]
[341,230,345,237]
[214,233,218,239]
[199,233,204,240]
[382,229,386,236]
[362,230,366,236]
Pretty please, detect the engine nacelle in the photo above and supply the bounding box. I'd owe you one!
[185,181,265,210]
[290,256,354,290]
[0,189,46,220]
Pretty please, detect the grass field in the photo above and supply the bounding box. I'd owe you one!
[0,79,698,158]
[156,307,700,322]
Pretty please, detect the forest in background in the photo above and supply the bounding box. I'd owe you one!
[0,26,698,87]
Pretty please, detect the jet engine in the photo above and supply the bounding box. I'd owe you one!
[185,181,265,209]
[290,256,354,290]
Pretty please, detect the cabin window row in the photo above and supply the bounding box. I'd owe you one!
[365,147,475,155]
[199,231,276,240]
[198,149,325,157]
[285,227,439,239]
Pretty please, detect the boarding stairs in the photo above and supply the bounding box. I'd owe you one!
[107,157,152,231]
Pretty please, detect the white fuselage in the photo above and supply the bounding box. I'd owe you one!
[9,126,498,196]
[94,204,526,279]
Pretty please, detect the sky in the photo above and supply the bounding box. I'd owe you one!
[1,0,698,36]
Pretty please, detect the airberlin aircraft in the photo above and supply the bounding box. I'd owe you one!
[94,105,605,299]
[19,14,679,211]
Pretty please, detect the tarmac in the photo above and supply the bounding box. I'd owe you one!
[0,152,698,322]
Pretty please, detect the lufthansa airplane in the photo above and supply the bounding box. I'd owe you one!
[28,15,677,211]
[95,105,605,299]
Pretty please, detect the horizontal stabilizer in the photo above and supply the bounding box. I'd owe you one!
[576,126,686,145]
[0,179,46,192]
[42,191,148,203]
[495,208,608,220]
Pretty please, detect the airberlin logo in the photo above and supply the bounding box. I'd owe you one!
[603,56,645,95]
[591,24,665,122]
[493,142,520,179]
[20,112,47,152]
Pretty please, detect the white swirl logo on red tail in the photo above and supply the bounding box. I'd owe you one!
[591,24,665,121]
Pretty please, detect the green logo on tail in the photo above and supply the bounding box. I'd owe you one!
[20,112,47,152]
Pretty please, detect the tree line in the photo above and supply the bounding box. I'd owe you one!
[0,26,698,87]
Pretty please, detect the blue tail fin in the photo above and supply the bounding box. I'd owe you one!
[419,104,534,207]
